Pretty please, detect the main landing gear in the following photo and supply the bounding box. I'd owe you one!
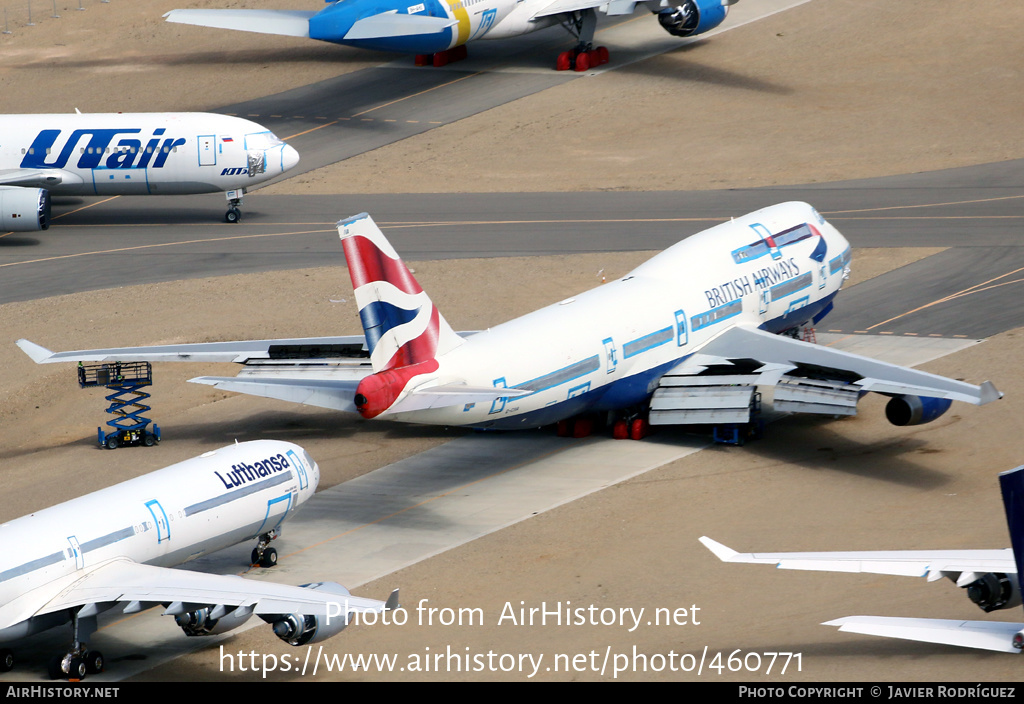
[555,8,610,72]
[225,188,245,224]
[251,530,279,568]
[556,410,651,440]
[47,609,105,681]
[414,44,469,67]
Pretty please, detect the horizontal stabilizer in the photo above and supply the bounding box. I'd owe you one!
[390,383,530,414]
[190,376,364,413]
[344,12,457,40]
[824,616,1024,654]
[17,336,367,364]
[163,9,315,38]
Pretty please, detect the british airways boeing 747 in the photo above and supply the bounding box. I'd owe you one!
[17,202,1002,439]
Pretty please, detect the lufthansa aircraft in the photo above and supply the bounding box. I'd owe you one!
[0,440,397,680]
[165,0,736,71]
[700,463,1024,654]
[17,202,1001,439]
[0,112,300,229]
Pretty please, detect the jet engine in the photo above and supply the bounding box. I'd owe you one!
[653,0,732,38]
[884,394,952,426]
[963,573,1021,613]
[0,186,50,231]
[267,582,356,646]
[175,606,255,637]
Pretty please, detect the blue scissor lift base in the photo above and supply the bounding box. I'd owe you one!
[78,362,161,449]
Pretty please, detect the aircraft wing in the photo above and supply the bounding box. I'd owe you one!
[823,616,1023,654]
[679,324,1001,405]
[0,168,83,189]
[531,0,644,19]
[0,558,396,634]
[699,537,1016,582]
[163,9,316,38]
[17,336,368,365]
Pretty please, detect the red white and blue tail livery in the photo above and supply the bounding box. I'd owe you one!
[340,213,466,418]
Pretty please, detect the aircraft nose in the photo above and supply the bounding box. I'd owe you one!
[282,143,300,173]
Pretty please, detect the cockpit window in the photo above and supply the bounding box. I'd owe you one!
[244,131,285,151]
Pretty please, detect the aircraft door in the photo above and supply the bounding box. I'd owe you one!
[198,135,216,166]
[145,499,171,543]
[66,536,84,570]
[286,449,310,491]
[257,494,293,535]
[674,310,688,346]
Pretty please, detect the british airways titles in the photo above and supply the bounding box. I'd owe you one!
[704,257,802,309]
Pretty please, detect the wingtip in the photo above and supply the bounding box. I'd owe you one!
[385,588,400,611]
[979,381,1003,404]
[16,339,54,364]
[699,536,739,562]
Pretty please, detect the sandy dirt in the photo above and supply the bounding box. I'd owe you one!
[0,0,1022,683]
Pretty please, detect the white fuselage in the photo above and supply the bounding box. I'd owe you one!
[389,202,851,428]
[0,440,318,640]
[0,113,298,196]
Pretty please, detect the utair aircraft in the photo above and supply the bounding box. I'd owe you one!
[701,463,1024,654]
[164,0,737,71]
[0,112,299,229]
[17,202,1002,441]
[0,440,397,680]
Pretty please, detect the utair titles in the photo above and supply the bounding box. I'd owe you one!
[704,257,801,309]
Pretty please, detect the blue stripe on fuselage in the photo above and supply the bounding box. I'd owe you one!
[472,293,840,430]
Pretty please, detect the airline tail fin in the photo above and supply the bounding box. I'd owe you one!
[998,465,1024,602]
[337,213,463,375]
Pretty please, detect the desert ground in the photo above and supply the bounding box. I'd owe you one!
[1,0,1023,682]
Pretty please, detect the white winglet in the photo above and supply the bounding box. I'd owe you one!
[698,536,740,562]
[16,339,54,364]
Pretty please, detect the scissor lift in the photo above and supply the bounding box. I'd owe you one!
[78,362,161,449]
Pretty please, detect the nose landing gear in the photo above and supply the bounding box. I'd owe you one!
[225,188,245,224]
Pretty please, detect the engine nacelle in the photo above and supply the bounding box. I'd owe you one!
[884,394,952,426]
[654,0,730,38]
[0,186,50,231]
[964,573,1021,613]
[175,605,255,637]
[268,582,355,646]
